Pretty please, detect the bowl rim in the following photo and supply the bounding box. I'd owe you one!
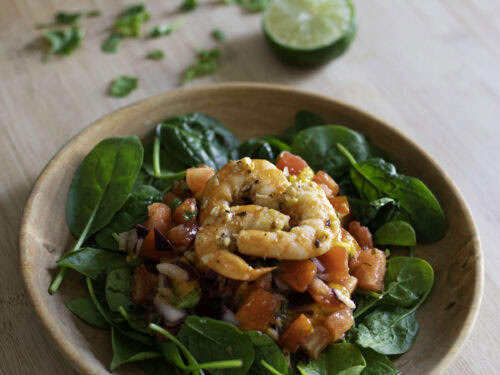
[18,82,484,375]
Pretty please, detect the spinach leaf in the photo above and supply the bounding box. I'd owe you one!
[236,137,290,162]
[297,343,366,375]
[383,257,434,307]
[348,157,446,243]
[109,76,138,97]
[246,331,287,375]
[143,139,188,178]
[43,26,85,59]
[87,277,155,345]
[102,33,121,53]
[159,113,239,169]
[57,247,127,279]
[373,221,416,246]
[138,358,180,375]
[177,316,254,375]
[106,268,137,312]
[183,48,221,83]
[66,136,144,237]
[118,307,152,334]
[66,296,109,328]
[110,327,160,371]
[353,306,419,355]
[359,348,400,375]
[291,126,378,179]
[147,50,164,60]
[347,197,398,229]
[95,183,162,250]
[282,110,325,144]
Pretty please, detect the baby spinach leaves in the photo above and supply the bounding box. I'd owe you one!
[246,331,287,375]
[360,348,400,375]
[110,327,160,371]
[57,247,127,279]
[291,125,379,179]
[159,113,239,169]
[373,221,416,247]
[178,316,254,375]
[353,306,419,355]
[236,137,290,162]
[66,296,109,329]
[282,110,325,144]
[106,267,137,312]
[347,155,446,243]
[297,343,366,375]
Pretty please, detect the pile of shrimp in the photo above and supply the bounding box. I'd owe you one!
[195,157,348,281]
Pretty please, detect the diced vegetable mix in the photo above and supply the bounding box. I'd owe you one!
[50,111,442,374]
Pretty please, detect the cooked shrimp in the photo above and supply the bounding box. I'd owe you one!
[237,181,344,260]
[195,205,290,280]
[199,158,290,225]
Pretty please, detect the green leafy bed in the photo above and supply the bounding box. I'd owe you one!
[50,111,445,374]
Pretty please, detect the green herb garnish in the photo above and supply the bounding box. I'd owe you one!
[87,10,101,17]
[102,33,122,53]
[211,29,226,42]
[109,76,138,97]
[55,12,82,25]
[113,3,150,37]
[43,26,85,59]
[183,48,221,83]
[147,50,165,60]
[181,0,198,11]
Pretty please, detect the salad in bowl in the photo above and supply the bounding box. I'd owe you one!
[49,111,445,374]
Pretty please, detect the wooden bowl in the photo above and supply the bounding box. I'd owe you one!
[19,83,483,375]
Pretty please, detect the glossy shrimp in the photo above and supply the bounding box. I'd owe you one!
[237,180,344,260]
[199,157,290,225]
[195,205,290,280]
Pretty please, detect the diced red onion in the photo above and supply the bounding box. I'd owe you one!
[221,305,239,326]
[153,295,186,326]
[308,277,335,305]
[136,224,149,238]
[274,277,291,293]
[317,273,334,282]
[157,263,189,281]
[154,228,173,251]
[174,261,200,281]
[310,257,325,273]
[134,238,144,255]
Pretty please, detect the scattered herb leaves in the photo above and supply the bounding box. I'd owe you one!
[212,29,226,42]
[87,10,101,17]
[43,26,85,59]
[147,49,165,59]
[102,33,122,53]
[109,76,138,97]
[183,48,221,83]
[181,0,198,11]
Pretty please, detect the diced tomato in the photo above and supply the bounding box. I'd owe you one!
[132,265,158,306]
[348,221,373,249]
[277,260,317,292]
[279,314,314,353]
[233,282,256,310]
[323,304,354,341]
[139,229,175,260]
[143,203,171,236]
[163,192,182,210]
[350,249,386,292]
[235,288,280,331]
[329,196,350,218]
[276,151,308,175]
[186,166,215,195]
[313,171,339,197]
[301,325,332,359]
[174,198,198,225]
[167,223,198,249]
[317,246,349,282]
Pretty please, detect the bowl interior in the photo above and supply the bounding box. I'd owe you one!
[19,83,482,375]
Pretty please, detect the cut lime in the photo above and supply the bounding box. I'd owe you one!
[263,0,356,67]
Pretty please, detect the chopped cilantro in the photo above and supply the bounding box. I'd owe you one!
[109,76,138,97]
[113,3,150,37]
[211,29,226,42]
[224,0,270,12]
[147,50,165,60]
[55,12,82,25]
[183,48,221,83]
[43,26,85,59]
[87,10,101,18]
[102,33,121,53]
[181,0,198,11]
[183,210,198,221]
[168,199,182,211]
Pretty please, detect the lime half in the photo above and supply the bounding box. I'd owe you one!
[263,0,356,67]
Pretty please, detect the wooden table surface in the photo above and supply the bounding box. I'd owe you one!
[1,0,499,374]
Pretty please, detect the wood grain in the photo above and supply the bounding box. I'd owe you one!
[1,0,499,374]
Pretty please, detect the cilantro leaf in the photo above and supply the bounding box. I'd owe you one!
[113,4,150,37]
[102,33,122,53]
[147,50,164,60]
[211,29,226,42]
[87,10,101,17]
[181,0,198,11]
[43,26,85,59]
[109,76,138,97]
[55,12,82,25]
[183,48,221,83]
